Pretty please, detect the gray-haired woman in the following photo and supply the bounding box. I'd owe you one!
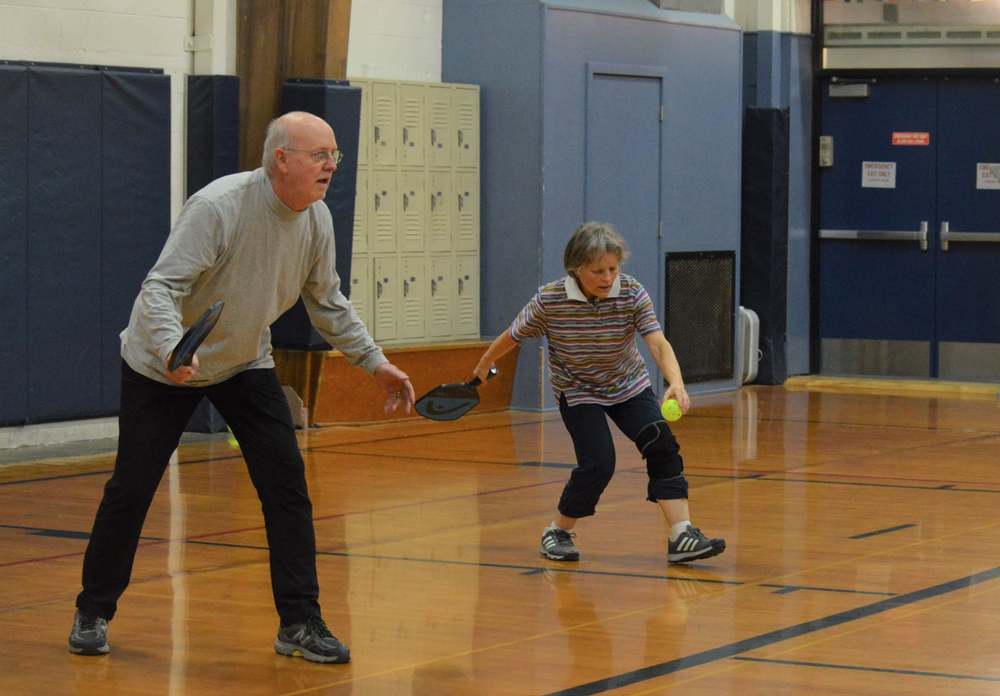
[474,222,725,563]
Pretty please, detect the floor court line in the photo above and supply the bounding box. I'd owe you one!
[732,656,1000,683]
[542,565,1000,696]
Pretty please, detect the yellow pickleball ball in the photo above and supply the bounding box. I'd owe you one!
[661,398,682,422]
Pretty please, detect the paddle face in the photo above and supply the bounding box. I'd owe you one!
[415,383,481,421]
[414,367,497,422]
[168,300,225,371]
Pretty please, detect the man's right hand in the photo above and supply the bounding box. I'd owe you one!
[165,353,199,384]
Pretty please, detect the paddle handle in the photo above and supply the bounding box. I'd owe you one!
[468,366,498,387]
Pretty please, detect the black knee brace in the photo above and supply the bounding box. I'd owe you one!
[636,421,682,475]
[635,420,688,500]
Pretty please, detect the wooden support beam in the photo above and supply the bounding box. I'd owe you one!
[236,0,352,172]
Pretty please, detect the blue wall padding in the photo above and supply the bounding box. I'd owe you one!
[186,75,239,197]
[0,65,29,424]
[101,71,172,412]
[270,79,361,350]
[28,67,104,421]
[0,64,170,425]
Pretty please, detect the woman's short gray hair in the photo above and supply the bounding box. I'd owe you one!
[563,222,629,273]
[261,117,292,176]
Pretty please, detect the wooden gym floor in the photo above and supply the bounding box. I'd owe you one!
[1,383,1000,695]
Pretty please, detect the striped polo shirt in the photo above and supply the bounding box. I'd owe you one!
[510,273,662,406]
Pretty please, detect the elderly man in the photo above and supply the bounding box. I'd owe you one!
[69,112,412,664]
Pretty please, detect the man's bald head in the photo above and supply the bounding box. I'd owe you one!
[261,112,335,176]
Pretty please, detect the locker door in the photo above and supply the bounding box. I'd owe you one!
[428,255,453,338]
[455,255,479,337]
[370,170,397,253]
[428,171,453,251]
[399,83,425,168]
[353,79,370,166]
[373,256,398,341]
[399,256,426,340]
[455,173,479,251]
[399,171,426,253]
[455,87,479,169]
[350,255,371,329]
[353,167,368,254]
[372,81,397,167]
[428,85,453,168]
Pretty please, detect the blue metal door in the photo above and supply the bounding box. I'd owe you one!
[819,76,1000,380]
[585,67,664,383]
[935,78,1000,381]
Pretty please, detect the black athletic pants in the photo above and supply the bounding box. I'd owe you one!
[557,388,688,518]
[75,360,320,625]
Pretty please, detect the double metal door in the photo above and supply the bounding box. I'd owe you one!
[819,76,1000,380]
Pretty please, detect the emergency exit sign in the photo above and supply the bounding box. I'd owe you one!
[892,132,930,146]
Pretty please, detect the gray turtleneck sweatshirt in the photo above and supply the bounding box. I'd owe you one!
[121,168,386,386]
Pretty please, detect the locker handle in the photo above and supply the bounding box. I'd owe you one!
[819,221,928,252]
[431,129,437,146]
[431,278,437,295]
[403,126,409,144]
[403,193,409,211]
[940,221,1000,252]
[377,280,383,299]
[458,130,464,147]
[403,279,410,297]
[457,194,464,212]
[374,125,381,143]
[458,277,464,295]
[374,193,381,211]
[430,193,436,211]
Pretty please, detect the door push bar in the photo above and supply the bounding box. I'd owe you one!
[819,221,928,251]
[939,221,1000,252]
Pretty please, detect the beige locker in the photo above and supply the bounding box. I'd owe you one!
[370,170,398,253]
[399,84,425,168]
[353,79,371,166]
[455,87,479,169]
[399,172,426,253]
[372,81,397,167]
[455,172,479,252]
[428,255,453,338]
[455,255,479,337]
[428,171,453,252]
[428,85,454,168]
[373,256,398,341]
[399,256,426,341]
[349,255,371,330]
[352,167,367,254]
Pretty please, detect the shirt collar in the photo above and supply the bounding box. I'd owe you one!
[564,273,622,302]
[259,168,304,222]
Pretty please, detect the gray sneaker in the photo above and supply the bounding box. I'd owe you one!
[668,525,725,563]
[539,526,580,561]
[275,615,350,664]
[68,610,110,655]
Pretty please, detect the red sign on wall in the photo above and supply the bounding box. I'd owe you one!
[892,132,930,146]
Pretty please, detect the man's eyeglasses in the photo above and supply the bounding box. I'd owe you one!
[284,148,343,166]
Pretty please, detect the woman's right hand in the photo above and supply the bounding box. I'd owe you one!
[473,362,494,383]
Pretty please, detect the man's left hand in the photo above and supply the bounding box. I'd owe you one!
[373,363,415,414]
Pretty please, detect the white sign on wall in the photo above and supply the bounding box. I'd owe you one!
[862,161,897,189]
[977,163,1000,190]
